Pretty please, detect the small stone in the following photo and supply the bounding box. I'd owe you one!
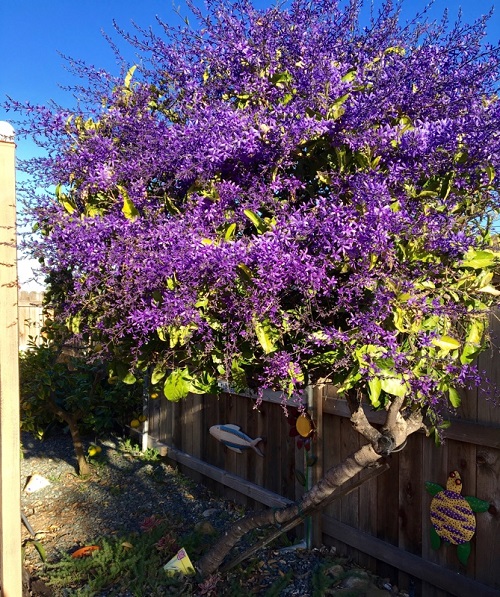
[194,520,216,535]
[327,564,345,578]
[343,569,371,589]
[202,508,219,518]
[24,474,51,493]
[100,438,117,448]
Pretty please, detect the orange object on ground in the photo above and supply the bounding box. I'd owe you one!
[71,545,100,558]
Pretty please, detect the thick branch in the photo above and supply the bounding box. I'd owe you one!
[350,407,382,445]
[382,395,405,435]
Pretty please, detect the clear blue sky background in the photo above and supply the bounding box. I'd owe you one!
[0,0,498,286]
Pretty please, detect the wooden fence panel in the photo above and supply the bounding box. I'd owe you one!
[18,290,45,350]
[144,382,500,596]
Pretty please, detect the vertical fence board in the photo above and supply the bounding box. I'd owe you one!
[339,416,360,561]
[447,439,477,575]
[422,436,449,597]
[474,446,500,590]
[375,452,400,583]
[397,433,423,592]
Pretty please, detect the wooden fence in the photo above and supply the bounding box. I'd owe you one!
[18,290,45,350]
[139,316,500,597]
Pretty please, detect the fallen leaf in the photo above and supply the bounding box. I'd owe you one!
[71,545,100,558]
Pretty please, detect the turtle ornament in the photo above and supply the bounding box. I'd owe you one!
[425,470,490,565]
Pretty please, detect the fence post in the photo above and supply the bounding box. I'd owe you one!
[0,121,22,596]
[311,383,324,546]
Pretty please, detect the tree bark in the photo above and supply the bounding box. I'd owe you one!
[46,400,91,476]
[196,401,423,577]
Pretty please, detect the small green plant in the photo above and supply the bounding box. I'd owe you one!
[265,568,294,596]
[44,520,195,596]
[119,437,159,459]
[311,561,336,596]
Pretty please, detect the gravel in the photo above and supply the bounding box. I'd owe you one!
[20,430,409,596]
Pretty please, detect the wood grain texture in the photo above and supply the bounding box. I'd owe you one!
[147,381,500,594]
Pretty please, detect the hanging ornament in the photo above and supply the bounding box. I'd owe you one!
[425,470,489,565]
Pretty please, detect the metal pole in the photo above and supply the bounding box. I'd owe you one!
[0,121,23,596]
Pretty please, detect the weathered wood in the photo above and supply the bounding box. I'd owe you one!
[18,291,45,350]
[321,516,500,597]
[311,384,324,547]
[220,461,389,573]
[397,432,423,591]
[324,397,500,449]
[145,374,500,593]
[422,433,449,596]
[474,446,500,589]
[162,441,293,508]
[0,128,22,596]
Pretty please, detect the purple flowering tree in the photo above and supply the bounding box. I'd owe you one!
[9,0,500,574]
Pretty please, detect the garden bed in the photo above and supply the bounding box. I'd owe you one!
[21,431,408,596]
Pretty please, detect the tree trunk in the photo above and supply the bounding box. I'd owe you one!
[196,399,423,577]
[47,400,91,476]
[66,416,91,476]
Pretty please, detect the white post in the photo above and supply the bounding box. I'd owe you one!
[0,121,22,596]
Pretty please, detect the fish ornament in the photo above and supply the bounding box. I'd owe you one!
[209,424,264,457]
[425,470,489,565]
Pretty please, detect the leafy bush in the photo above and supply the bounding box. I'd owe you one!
[20,337,142,439]
[20,321,143,474]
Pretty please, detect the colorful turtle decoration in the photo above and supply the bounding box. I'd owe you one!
[425,470,490,565]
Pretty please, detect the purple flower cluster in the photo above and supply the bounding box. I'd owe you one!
[10,0,500,412]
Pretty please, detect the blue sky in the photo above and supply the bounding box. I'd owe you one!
[0,0,498,286]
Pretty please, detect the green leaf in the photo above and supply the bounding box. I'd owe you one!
[253,318,278,354]
[448,387,461,408]
[478,284,500,296]
[384,46,405,56]
[163,368,191,402]
[244,209,268,234]
[124,65,137,89]
[32,540,47,563]
[188,371,217,394]
[224,222,237,241]
[119,187,139,221]
[461,250,496,270]
[485,164,495,184]
[431,336,461,351]
[341,69,357,83]
[121,371,137,385]
[231,359,248,390]
[327,93,349,119]
[380,376,408,398]
[270,71,293,86]
[163,194,180,215]
[151,363,166,385]
[308,350,341,366]
[115,362,137,385]
[168,324,197,348]
[368,377,382,407]
[336,367,361,393]
[67,314,81,334]
[237,263,254,284]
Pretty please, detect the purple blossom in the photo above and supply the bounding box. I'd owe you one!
[10,0,500,414]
